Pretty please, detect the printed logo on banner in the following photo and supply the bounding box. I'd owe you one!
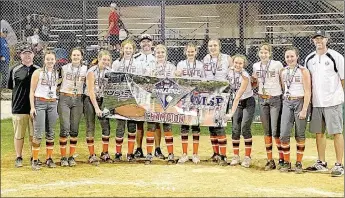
[153,78,183,110]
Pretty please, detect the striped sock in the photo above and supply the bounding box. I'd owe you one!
[59,137,67,157]
[181,133,188,154]
[296,140,305,162]
[232,139,240,155]
[46,140,54,159]
[192,133,200,154]
[127,132,136,154]
[281,142,290,162]
[69,137,78,157]
[218,135,227,156]
[32,142,40,161]
[264,136,273,160]
[86,137,95,155]
[102,135,110,153]
[275,137,284,160]
[210,135,219,154]
[244,138,252,157]
[164,131,174,154]
[115,136,124,153]
[146,131,155,154]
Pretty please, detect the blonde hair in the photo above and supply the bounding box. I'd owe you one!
[208,38,221,52]
[232,54,248,68]
[155,44,167,54]
[258,43,273,58]
[98,50,112,62]
[120,39,136,60]
[184,42,198,55]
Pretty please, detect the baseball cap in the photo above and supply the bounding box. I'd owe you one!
[1,28,8,34]
[140,34,152,42]
[110,3,117,8]
[19,45,34,53]
[312,30,329,39]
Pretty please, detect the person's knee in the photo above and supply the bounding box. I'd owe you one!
[32,137,42,145]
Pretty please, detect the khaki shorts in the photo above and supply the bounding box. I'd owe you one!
[12,114,33,139]
[310,104,343,135]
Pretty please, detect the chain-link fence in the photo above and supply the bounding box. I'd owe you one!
[1,0,344,118]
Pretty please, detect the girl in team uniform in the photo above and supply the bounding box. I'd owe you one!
[29,51,59,170]
[203,38,232,166]
[251,43,284,170]
[145,44,176,165]
[175,43,204,164]
[279,47,311,173]
[225,54,255,168]
[58,48,88,167]
[111,40,139,162]
[84,50,113,165]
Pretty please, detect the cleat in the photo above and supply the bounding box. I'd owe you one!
[127,154,135,162]
[209,153,220,163]
[167,153,175,165]
[100,152,113,163]
[68,156,77,167]
[45,158,57,168]
[114,153,122,162]
[154,147,165,160]
[331,164,344,177]
[280,162,291,172]
[241,156,251,168]
[305,160,329,173]
[88,154,100,166]
[15,157,23,168]
[277,159,284,170]
[218,155,228,166]
[265,160,276,171]
[192,154,200,164]
[230,155,240,166]
[134,148,145,159]
[145,153,153,165]
[178,153,189,164]
[31,157,42,165]
[31,160,41,171]
[295,161,303,174]
[60,157,69,167]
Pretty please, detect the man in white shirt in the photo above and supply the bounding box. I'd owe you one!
[304,30,344,177]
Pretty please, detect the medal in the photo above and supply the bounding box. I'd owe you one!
[73,88,78,94]
[262,87,267,95]
[48,91,54,98]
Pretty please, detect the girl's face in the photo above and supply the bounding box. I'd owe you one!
[186,46,197,59]
[71,50,82,64]
[208,40,220,55]
[155,47,166,61]
[99,55,111,68]
[285,50,298,66]
[258,47,271,62]
[44,54,56,69]
[233,57,245,72]
[123,43,134,56]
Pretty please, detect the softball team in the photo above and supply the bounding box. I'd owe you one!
[15,32,342,177]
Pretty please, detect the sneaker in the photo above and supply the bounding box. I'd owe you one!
[100,152,113,163]
[280,162,291,172]
[305,160,328,173]
[295,161,303,174]
[127,154,135,162]
[134,148,145,159]
[218,155,228,166]
[264,160,276,171]
[145,153,153,165]
[331,164,344,177]
[88,154,100,166]
[45,158,57,168]
[31,157,42,165]
[167,153,175,164]
[31,160,41,171]
[15,157,23,168]
[60,157,69,167]
[114,153,122,162]
[209,153,220,163]
[277,159,284,170]
[178,153,189,164]
[241,156,251,168]
[230,155,240,166]
[68,156,77,167]
[192,154,200,164]
[154,147,165,160]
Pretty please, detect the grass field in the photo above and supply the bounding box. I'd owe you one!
[1,118,344,197]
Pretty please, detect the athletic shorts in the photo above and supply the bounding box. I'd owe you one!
[12,114,34,139]
[109,35,120,45]
[310,104,343,134]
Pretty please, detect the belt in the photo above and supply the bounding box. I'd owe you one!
[259,94,281,99]
[60,92,82,97]
[285,96,304,100]
[35,97,56,102]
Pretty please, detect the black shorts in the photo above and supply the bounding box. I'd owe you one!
[109,35,120,45]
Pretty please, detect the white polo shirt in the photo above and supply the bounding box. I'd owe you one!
[252,60,283,96]
[304,49,344,107]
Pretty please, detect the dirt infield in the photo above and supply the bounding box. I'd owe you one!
[1,136,344,197]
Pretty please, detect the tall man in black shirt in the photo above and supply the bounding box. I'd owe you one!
[8,45,40,167]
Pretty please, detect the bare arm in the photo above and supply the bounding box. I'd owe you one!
[342,80,344,89]
[230,73,249,115]
[86,72,102,116]
[279,68,285,93]
[29,70,40,118]
[298,68,311,120]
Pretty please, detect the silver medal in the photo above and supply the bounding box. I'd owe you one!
[48,91,54,98]
[73,88,78,94]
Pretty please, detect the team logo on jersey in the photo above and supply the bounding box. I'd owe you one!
[325,61,330,66]
[153,78,187,110]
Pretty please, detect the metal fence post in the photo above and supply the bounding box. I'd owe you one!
[160,0,166,44]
